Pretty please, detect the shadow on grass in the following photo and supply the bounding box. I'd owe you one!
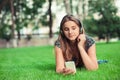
[35,63,55,71]
[96,41,120,45]
[0,62,56,72]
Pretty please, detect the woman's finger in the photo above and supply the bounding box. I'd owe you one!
[63,69,75,75]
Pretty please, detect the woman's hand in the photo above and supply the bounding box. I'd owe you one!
[77,34,86,48]
[62,68,76,75]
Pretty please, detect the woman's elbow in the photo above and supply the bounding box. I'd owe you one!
[87,65,99,71]
[95,63,99,70]
[92,65,99,70]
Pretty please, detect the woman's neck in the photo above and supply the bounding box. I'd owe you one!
[69,40,77,46]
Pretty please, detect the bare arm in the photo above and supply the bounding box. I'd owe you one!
[54,46,65,73]
[77,34,98,70]
[78,44,98,70]
[54,46,76,75]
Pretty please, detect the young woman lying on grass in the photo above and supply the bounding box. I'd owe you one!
[54,14,98,75]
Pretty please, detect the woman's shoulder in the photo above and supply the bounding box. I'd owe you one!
[85,35,95,50]
[54,39,61,48]
[86,35,95,43]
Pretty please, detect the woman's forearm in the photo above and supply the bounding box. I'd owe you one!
[78,46,98,70]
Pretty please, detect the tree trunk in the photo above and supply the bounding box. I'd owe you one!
[76,0,84,20]
[48,0,53,38]
[106,27,110,43]
[106,33,110,43]
[14,0,21,40]
[10,0,17,47]
[82,0,87,19]
[116,28,120,40]
[70,0,73,14]
[10,0,15,39]
[63,0,71,14]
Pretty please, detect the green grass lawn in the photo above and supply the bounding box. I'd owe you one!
[0,41,120,80]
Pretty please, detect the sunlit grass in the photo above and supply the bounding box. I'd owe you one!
[0,41,120,80]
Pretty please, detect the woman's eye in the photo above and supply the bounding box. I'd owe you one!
[72,27,76,30]
[63,28,69,31]
[72,28,76,30]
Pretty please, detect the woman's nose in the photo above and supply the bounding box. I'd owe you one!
[69,29,72,33]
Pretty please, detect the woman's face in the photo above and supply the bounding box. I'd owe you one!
[62,21,80,42]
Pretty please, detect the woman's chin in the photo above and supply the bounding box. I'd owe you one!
[69,38,76,42]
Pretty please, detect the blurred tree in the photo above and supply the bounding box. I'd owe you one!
[0,0,16,47]
[14,0,46,39]
[0,0,46,39]
[0,0,11,40]
[0,0,46,47]
[63,0,88,20]
[76,0,88,20]
[38,0,54,38]
[84,0,120,43]
[63,0,71,14]
[63,0,75,15]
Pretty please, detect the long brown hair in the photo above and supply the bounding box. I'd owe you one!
[58,14,83,66]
